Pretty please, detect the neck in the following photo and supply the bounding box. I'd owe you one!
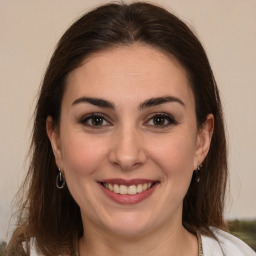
[79,219,198,256]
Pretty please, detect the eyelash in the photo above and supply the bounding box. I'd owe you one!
[80,113,111,128]
[80,112,177,128]
[145,113,177,127]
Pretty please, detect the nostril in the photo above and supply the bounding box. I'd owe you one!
[112,160,142,170]
[108,136,147,170]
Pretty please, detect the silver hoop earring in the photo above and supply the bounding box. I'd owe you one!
[193,164,202,183]
[56,168,66,189]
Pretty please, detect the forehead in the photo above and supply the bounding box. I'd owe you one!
[64,44,194,108]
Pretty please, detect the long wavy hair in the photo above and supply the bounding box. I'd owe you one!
[7,2,227,255]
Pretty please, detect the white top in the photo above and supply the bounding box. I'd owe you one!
[27,228,256,256]
[202,227,256,255]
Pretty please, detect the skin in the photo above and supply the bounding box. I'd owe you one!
[47,44,213,256]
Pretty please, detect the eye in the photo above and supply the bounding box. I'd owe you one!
[80,113,111,127]
[145,113,177,127]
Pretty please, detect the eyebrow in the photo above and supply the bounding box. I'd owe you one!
[139,96,185,109]
[72,97,115,109]
[71,96,185,109]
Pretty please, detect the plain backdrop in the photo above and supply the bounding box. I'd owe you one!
[0,0,256,242]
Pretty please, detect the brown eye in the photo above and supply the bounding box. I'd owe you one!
[153,116,166,126]
[91,116,104,126]
[80,113,110,127]
[146,113,177,127]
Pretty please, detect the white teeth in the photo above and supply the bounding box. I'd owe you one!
[128,185,137,195]
[137,184,143,193]
[108,183,113,191]
[103,182,154,195]
[113,184,120,193]
[119,185,128,194]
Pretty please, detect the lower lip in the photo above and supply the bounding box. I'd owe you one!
[99,184,158,205]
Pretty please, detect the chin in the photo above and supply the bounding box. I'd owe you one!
[102,212,154,237]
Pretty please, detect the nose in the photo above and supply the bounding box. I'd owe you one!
[108,126,147,171]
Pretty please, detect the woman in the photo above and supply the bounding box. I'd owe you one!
[7,2,255,256]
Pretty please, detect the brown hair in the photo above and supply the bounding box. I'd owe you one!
[7,2,227,255]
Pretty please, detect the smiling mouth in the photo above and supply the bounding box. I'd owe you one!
[98,179,159,204]
[101,182,154,195]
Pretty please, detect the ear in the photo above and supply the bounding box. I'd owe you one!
[193,114,214,169]
[46,116,63,170]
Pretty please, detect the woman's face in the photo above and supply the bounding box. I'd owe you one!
[47,45,212,237]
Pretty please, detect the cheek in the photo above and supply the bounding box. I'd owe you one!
[59,134,110,212]
[61,133,108,177]
[149,132,196,185]
[154,132,195,164]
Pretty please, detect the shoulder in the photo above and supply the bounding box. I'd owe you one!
[201,227,256,256]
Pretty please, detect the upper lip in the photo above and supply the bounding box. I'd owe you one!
[99,179,159,186]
